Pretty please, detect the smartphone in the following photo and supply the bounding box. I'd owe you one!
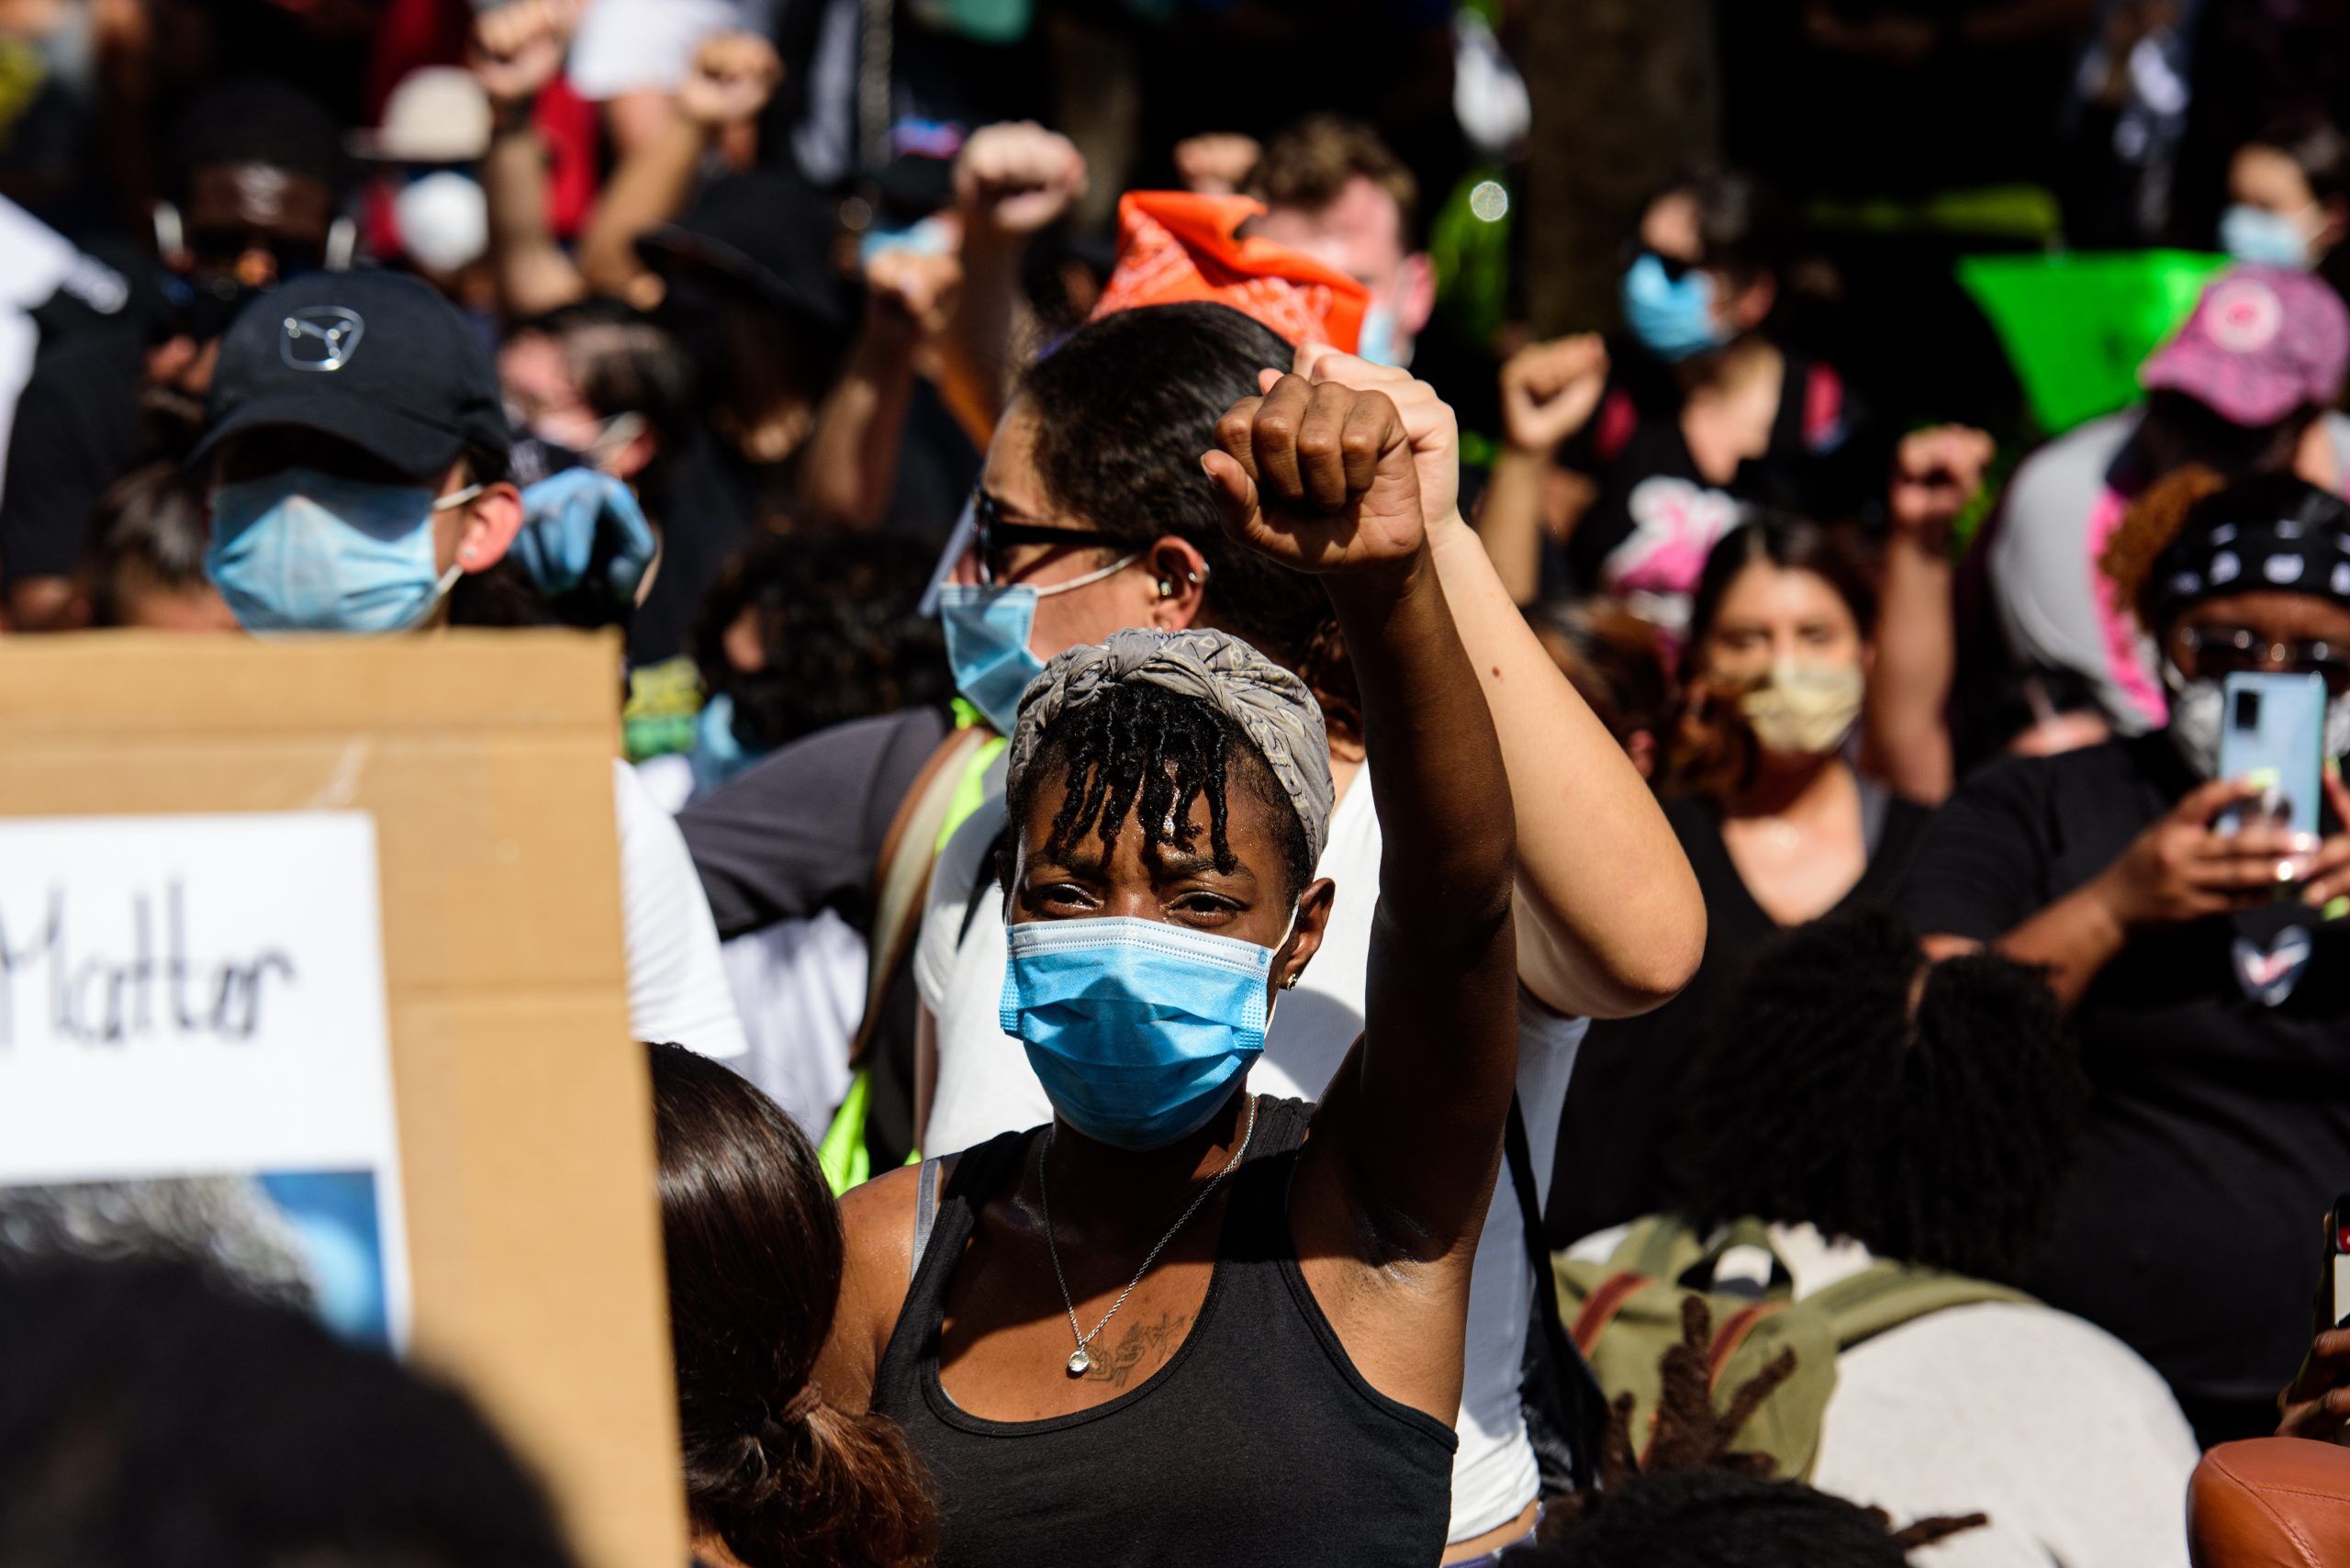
[2218,670,2327,840]
[2328,1193,2350,1335]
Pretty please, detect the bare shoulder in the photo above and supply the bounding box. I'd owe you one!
[819,1155,958,1412]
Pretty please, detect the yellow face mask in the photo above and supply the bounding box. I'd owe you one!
[1738,661,1865,756]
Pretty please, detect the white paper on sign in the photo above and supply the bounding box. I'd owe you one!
[0,812,409,1345]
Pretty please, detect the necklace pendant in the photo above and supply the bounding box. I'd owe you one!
[1066,1347,1091,1376]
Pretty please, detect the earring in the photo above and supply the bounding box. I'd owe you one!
[1158,578,1175,597]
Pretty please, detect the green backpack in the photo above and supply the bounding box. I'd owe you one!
[1553,1215,2031,1481]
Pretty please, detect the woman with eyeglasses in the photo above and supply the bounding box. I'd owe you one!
[1477,168,1884,633]
[1905,470,2350,1449]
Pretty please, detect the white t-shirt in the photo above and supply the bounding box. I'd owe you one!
[717,911,865,1137]
[1569,1221,2199,1568]
[565,0,756,100]
[915,767,1589,1546]
[612,760,747,1058]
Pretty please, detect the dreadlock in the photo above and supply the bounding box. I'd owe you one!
[1528,1300,1985,1564]
[1669,909,2084,1285]
[1004,681,1315,901]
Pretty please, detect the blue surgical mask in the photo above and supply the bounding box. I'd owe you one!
[936,550,1140,734]
[2221,203,2316,270]
[688,692,760,798]
[1356,299,1402,367]
[1001,912,1295,1150]
[1621,252,1729,363]
[207,467,477,634]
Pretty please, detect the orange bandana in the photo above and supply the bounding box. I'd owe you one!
[1091,190,1368,353]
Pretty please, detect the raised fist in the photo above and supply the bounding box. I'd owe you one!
[677,31,782,129]
[1203,375,1424,577]
[865,242,964,345]
[1499,334,1608,455]
[1173,132,1262,196]
[955,121,1087,239]
[1289,341,1461,528]
[1888,424,1996,544]
[470,0,584,106]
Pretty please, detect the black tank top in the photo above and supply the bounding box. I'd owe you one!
[871,1097,1458,1566]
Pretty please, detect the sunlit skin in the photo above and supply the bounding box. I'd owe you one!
[946,401,1210,659]
[1254,175,1434,364]
[2229,144,2345,258]
[1696,560,1876,928]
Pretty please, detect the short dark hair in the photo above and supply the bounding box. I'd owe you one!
[1017,302,1357,734]
[1684,510,1878,678]
[85,461,212,625]
[689,536,950,752]
[173,77,344,197]
[648,1045,936,1568]
[1673,909,2085,1284]
[1652,168,1787,286]
[1249,114,1421,247]
[1004,679,1315,905]
[0,1257,576,1568]
[509,298,699,450]
[2248,111,2350,207]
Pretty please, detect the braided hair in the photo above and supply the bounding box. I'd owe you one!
[1005,679,1315,902]
[1528,1298,1985,1564]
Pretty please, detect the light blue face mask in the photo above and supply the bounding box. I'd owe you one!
[1356,299,1403,367]
[1001,911,1295,1150]
[2221,203,2316,269]
[1621,252,1729,363]
[936,550,1140,734]
[207,467,479,634]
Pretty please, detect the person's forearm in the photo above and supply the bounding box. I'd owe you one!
[1863,532,1956,804]
[1327,550,1515,936]
[1474,446,1549,607]
[936,229,1029,447]
[1428,512,1704,1017]
[795,334,919,532]
[484,109,585,318]
[1993,879,2127,1008]
[578,110,708,299]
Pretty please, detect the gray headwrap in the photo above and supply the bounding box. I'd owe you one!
[1006,627,1336,865]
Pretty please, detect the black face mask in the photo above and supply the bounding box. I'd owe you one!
[507,424,591,488]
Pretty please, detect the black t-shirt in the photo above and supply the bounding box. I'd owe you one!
[0,322,143,588]
[1548,783,1935,1248]
[678,704,954,1168]
[1547,345,1879,619]
[1903,737,2350,1405]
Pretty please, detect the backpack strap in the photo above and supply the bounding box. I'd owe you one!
[909,1155,944,1284]
[1707,1301,1788,1388]
[849,723,1000,1069]
[1568,1271,1651,1354]
[1809,1260,2034,1351]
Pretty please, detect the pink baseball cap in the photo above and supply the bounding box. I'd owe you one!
[2142,264,2350,426]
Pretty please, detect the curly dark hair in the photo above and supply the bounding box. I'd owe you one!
[690,536,950,754]
[1673,908,2086,1284]
[1004,679,1314,904]
[648,1044,935,1568]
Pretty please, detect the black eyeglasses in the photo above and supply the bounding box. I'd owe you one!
[970,486,1127,587]
[2177,624,2350,696]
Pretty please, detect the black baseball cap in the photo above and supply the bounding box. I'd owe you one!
[635,170,852,338]
[190,270,509,477]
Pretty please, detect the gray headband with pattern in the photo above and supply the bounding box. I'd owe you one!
[1006,627,1335,866]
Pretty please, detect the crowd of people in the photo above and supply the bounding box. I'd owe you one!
[16,0,2350,1563]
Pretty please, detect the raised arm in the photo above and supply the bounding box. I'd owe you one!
[935,122,1086,445]
[470,0,588,319]
[576,31,779,306]
[1203,375,1518,1251]
[1863,425,1994,805]
[794,244,962,532]
[1476,334,1608,606]
[1297,345,1704,1019]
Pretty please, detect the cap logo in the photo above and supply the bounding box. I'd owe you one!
[281,307,364,373]
[2204,280,2283,354]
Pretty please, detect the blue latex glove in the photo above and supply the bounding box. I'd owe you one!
[512,469,657,605]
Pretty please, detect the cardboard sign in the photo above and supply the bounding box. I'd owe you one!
[0,631,683,1568]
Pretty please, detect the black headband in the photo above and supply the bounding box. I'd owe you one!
[2149,511,2350,626]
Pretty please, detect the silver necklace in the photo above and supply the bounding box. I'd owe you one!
[1036,1094,1259,1377]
